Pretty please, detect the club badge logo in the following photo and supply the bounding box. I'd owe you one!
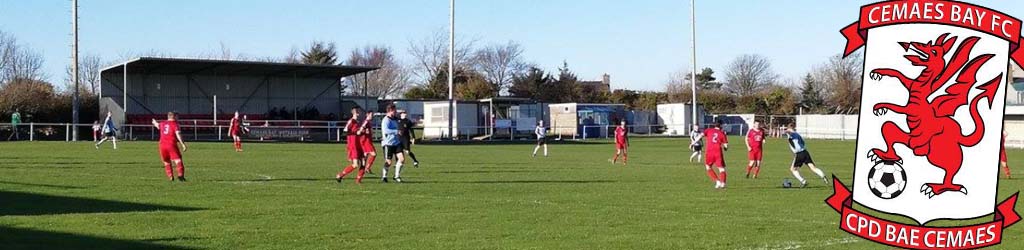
[827,0,1022,249]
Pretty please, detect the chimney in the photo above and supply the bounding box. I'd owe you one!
[602,73,611,91]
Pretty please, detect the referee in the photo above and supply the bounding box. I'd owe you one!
[398,111,420,167]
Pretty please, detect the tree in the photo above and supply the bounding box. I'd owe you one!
[0,30,44,84]
[0,78,57,119]
[664,70,692,103]
[609,89,639,109]
[761,85,798,115]
[456,72,494,100]
[724,54,777,96]
[403,86,437,99]
[815,52,863,114]
[403,63,486,100]
[634,91,664,111]
[509,66,550,100]
[346,45,410,98]
[608,89,663,111]
[407,29,477,84]
[474,41,525,96]
[550,61,586,103]
[300,41,338,65]
[799,73,825,113]
[64,54,102,96]
[682,67,721,90]
[698,90,736,114]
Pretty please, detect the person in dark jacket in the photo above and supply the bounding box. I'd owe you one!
[398,111,420,167]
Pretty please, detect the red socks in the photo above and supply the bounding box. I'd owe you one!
[164,162,174,179]
[356,168,365,183]
[719,171,727,183]
[339,165,355,178]
[175,161,185,177]
[612,154,619,163]
[753,166,761,177]
[366,155,376,170]
[706,169,720,182]
[745,164,753,175]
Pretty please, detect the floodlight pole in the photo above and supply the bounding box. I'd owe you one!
[689,0,698,130]
[71,0,80,141]
[447,0,455,140]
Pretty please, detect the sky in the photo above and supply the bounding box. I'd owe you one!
[1,0,1022,91]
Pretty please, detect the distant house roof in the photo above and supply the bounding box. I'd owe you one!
[100,57,379,78]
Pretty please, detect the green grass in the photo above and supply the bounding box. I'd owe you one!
[1,137,1021,249]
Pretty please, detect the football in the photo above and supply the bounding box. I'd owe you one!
[867,161,907,199]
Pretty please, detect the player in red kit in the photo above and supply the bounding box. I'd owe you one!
[151,112,188,182]
[358,112,378,174]
[694,121,728,189]
[611,120,628,165]
[1002,129,1010,179]
[336,107,367,183]
[229,111,247,152]
[745,120,765,179]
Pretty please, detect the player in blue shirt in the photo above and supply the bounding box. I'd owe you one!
[95,112,118,149]
[785,123,828,187]
[379,104,405,183]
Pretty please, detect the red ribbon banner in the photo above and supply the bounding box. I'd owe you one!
[826,178,1020,249]
[841,0,1024,66]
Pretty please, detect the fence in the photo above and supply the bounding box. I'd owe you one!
[4,119,1024,149]
[0,120,356,143]
[794,115,858,140]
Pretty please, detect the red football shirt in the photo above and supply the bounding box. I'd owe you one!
[747,129,764,149]
[229,118,241,134]
[159,120,180,146]
[345,118,360,142]
[703,128,728,155]
[615,126,627,144]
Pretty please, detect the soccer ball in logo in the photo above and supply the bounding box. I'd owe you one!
[867,161,907,199]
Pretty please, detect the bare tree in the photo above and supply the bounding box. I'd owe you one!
[64,54,102,95]
[724,54,777,96]
[814,51,863,114]
[664,69,692,103]
[474,41,525,96]
[0,30,14,82]
[347,45,410,98]
[407,28,477,84]
[3,44,44,84]
[218,41,232,60]
[0,30,44,84]
[284,46,302,63]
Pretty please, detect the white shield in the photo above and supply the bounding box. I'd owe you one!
[853,23,1008,224]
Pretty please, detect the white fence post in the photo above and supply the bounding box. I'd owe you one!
[29,123,34,141]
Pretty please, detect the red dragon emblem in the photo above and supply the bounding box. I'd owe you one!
[866,33,1002,198]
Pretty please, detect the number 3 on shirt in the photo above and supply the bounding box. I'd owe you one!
[163,125,171,135]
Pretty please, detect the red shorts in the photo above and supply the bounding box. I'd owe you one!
[360,136,375,153]
[159,144,182,162]
[748,148,763,161]
[705,153,725,167]
[615,142,626,150]
[230,129,239,137]
[347,142,363,161]
[1001,149,1008,162]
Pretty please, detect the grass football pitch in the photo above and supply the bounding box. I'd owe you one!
[1,137,1021,249]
